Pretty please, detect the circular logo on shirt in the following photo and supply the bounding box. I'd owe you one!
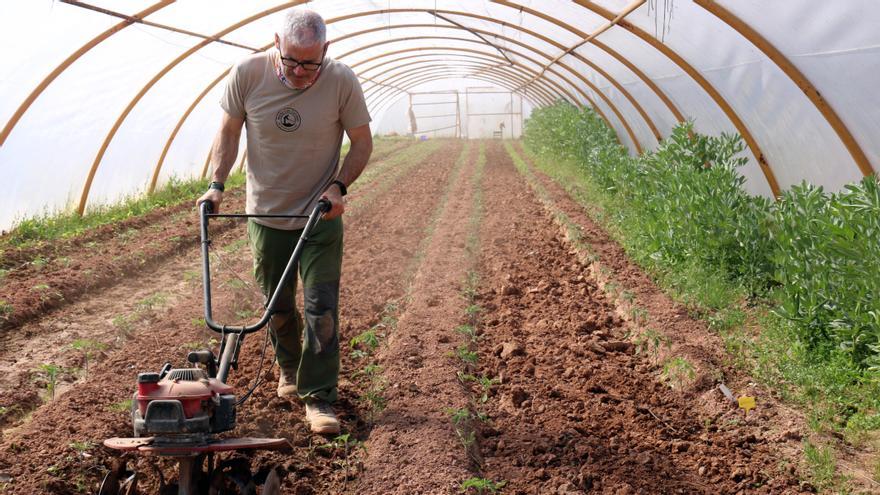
[275,108,301,132]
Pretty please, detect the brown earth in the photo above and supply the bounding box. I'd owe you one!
[0,138,814,494]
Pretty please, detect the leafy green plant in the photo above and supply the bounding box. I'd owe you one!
[460,477,506,494]
[455,345,478,366]
[34,363,65,400]
[445,407,477,451]
[107,398,133,413]
[633,328,668,357]
[803,440,838,491]
[69,440,94,454]
[69,339,108,376]
[0,300,13,317]
[661,356,695,390]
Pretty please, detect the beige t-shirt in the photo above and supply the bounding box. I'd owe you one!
[221,50,371,230]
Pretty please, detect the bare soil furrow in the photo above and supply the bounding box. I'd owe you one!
[354,140,485,494]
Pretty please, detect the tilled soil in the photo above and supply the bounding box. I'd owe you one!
[0,138,811,494]
[470,142,807,494]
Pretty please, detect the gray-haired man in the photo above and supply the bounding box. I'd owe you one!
[197,8,372,435]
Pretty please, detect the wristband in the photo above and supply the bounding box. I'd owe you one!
[331,179,347,196]
[208,181,225,192]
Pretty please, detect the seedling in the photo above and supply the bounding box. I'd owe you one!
[69,440,94,454]
[112,314,134,339]
[107,399,133,413]
[350,328,380,353]
[629,306,649,325]
[34,363,65,400]
[633,328,668,357]
[445,407,477,451]
[0,300,13,317]
[69,339,108,376]
[455,325,478,343]
[661,356,695,389]
[460,477,506,494]
[455,345,478,366]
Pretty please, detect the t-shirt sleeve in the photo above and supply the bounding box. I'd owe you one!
[339,66,371,130]
[220,61,247,119]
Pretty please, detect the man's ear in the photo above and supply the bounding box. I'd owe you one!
[274,33,280,49]
[324,40,330,51]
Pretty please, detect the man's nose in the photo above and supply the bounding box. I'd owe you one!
[293,65,308,76]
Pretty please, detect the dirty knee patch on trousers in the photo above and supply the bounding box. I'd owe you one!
[303,281,339,355]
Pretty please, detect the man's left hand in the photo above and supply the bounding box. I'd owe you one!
[320,183,345,219]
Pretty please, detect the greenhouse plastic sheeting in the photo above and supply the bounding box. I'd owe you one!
[1,0,877,231]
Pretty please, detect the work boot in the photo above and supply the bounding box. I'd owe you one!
[305,400,340,435]
[276,367,297,398]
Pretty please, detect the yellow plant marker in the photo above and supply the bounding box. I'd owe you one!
[738,396,756,414]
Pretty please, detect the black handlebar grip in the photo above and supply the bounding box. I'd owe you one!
[318,198,332,213]
[201,200,214,214]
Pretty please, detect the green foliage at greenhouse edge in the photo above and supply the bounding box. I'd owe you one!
[3,173,245,248]
[524,102,880,433]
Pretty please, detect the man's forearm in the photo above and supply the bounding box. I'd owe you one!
[209,124,242,183]
[336,138,372,186]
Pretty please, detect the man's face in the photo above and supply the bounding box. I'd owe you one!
[275,33,328,89]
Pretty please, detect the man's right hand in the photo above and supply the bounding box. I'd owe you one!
[197,188,223,213]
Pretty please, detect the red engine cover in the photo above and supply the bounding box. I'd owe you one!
[137,375,233,418]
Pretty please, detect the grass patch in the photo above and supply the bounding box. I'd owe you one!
[2,172,245,250]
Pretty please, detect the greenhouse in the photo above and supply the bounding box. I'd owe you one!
[0,1,877,493]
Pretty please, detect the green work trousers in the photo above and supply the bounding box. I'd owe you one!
[247,216,343,403]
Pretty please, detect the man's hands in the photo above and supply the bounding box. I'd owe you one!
[196,188,223,213]
[320,182,345,219]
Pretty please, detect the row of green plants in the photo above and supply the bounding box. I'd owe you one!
[522,102,880,443]
[3,173,246,250]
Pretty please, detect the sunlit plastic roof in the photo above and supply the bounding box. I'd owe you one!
[1,0,877,231]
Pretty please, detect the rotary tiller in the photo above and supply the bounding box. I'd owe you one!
[101,199,331,495]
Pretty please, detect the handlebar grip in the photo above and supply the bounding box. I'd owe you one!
[317,198,332,213]
[200,200,214,214]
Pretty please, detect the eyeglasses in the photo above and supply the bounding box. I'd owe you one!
[279,46,326,72]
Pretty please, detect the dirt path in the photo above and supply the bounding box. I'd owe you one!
[353,140,485,493]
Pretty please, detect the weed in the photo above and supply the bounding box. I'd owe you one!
[235,308,258,319]
[803,440,837,491]
[31,256,49,269]
[460,477,506,494]
[465,304,481,318]
[69,440,94,454]
[0,300,13,317]
[661,356,695,389]
[191,317,206,328]
[107,399,133,413]
[32,283,50,291]
[136,291,168,311]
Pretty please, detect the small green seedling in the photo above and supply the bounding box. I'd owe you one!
[460,477,506,494]
[661,356,695,389]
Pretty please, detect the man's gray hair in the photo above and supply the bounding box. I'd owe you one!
[278,8,326,46]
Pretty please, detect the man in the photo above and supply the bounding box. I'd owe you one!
[197,8,372,435]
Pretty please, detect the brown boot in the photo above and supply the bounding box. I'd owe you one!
[276,368,297,398]
[305,400,340,435]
